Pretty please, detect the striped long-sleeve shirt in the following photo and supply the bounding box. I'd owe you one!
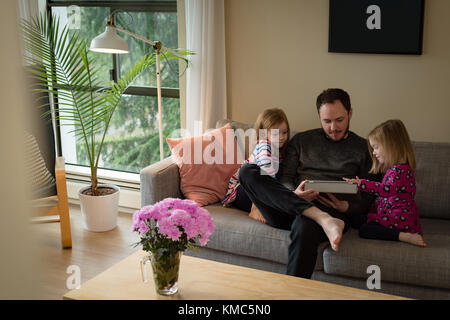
[222,140,280,206]
[248,140,280,177]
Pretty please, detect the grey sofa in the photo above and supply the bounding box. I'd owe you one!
[140,119,450,300]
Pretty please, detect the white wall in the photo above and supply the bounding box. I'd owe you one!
[225,0,450,142]
[0,0,41,299]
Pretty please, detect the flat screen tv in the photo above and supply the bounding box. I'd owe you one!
[328,0,425,54]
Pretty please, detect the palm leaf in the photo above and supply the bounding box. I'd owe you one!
[22,14,107,168]
[22,13,193,195]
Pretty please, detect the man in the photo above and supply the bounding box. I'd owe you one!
[239,88,375,279]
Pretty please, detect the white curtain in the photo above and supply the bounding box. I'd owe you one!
[185,0,227,135]
[17,0,46,64]
[17,0,45,25]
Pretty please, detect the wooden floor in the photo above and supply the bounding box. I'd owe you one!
[33,204,140,299]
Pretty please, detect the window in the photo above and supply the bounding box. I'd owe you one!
[48,0,181,175]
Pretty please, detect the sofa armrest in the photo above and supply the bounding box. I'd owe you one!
[140,156,182,206]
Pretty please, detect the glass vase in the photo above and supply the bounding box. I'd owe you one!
[140,250,182,296]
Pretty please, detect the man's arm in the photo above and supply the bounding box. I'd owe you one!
[280,134,320,202]
[317,148,378,215]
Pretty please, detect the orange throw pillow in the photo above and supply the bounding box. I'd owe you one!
[166,123,243,206]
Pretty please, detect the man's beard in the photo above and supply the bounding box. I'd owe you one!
[325,123,350,141]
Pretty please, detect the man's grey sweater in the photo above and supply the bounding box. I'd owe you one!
[279,128,377,215]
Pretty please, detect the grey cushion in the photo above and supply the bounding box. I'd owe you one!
[322,218,450,290]
[215,119,300,159]
[216,119,252,132]
[203,203,328,271]
[216,119,254,159]
[312,270,450,300]
[413,141,450,220]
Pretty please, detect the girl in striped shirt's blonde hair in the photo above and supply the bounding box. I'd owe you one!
[222,108,290,223]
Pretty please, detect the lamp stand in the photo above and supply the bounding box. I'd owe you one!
[154,42,164,161]
[113,26,184,161]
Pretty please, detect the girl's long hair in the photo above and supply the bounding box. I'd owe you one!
[253,108,290,157]
[368,119,416,174]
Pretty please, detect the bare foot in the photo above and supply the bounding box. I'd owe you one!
[301,207,345,251]
[321,217,345,251]
[248,204,267,224]
[399,232,427,247]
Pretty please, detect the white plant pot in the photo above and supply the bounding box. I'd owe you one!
[78,184,120,232]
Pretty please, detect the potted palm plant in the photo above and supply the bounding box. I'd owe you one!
[22,14,190,231]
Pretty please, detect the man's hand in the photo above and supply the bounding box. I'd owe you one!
[317,193,349,213]
[294,180,319,202]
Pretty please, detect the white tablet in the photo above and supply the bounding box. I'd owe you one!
[304,180,358,194]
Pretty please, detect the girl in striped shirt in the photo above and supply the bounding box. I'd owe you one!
[222,108,290,223]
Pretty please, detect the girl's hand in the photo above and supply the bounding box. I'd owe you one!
[343,176,361,186]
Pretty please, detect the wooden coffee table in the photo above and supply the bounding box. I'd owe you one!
[63,250,408,300]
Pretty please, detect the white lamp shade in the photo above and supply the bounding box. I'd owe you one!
[90,26,129,54]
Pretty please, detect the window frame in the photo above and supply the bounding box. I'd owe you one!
[46,0,180,178]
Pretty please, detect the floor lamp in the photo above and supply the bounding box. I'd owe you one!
[90,14,186,161]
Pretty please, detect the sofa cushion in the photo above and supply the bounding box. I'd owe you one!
[322,218,450,290]
[215,119,300,160]
[216,119,254,159]
[203,203,328,271]
[166,123,242,206]
[413,141,450,220]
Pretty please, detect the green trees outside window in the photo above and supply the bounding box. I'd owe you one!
[51,1,181,173]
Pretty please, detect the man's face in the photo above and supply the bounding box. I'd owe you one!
[318,100,352,142]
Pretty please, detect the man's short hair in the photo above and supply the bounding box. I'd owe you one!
[316,88,351,113]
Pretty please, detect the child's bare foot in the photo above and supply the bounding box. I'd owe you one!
[248,204,267,224]
[321,217,345,251]
[399,232,427,247]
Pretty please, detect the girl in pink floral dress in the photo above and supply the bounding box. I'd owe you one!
[345,119,426,247]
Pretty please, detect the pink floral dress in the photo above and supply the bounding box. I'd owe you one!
[359,164,422,234]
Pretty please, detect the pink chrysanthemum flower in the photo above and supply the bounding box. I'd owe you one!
[132,198,215,253]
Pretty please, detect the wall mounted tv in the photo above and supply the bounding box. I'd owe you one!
[328,0,425,54]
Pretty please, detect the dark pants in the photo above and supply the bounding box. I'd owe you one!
[232,184,252,213]
[238,163,350,279]
[352,213,400,241]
